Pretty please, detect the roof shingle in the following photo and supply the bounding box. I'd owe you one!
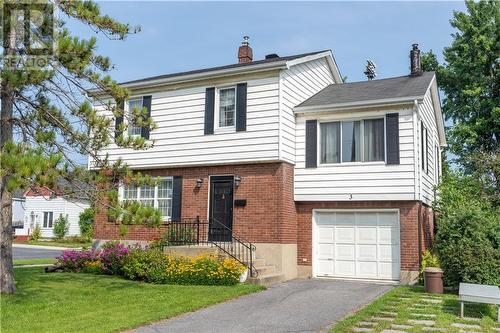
[297,71,435,109]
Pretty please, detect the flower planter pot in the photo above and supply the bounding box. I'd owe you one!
[424,267,444,294]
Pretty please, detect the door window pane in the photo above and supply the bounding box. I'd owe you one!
[342,121,361,162]
[363,119,385,161]
[219,88,235,127]
[320,122,340,164]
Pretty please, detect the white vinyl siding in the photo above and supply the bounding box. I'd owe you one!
[295,108,416,201]
[17,196,89,238]
[418,92,440,205]
[280,58,335,164]
[95,76,280,168]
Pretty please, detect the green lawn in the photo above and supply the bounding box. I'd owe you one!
[331,286,499,332]
[1,267,264,333]
[14,239,92,248]
[13,258,56,266]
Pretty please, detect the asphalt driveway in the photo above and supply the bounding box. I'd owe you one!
[131,278,392,333]
[13,245,65,260]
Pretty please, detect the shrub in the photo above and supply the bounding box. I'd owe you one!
[82,260,102,274]
[161,254,246,286]
[78,208,94,241]
[123,248,169,283]
[31,224,41,241]
[56,249,99,272]
[419,250,440,282]
[433,172,500,287]
[99,242,130,275]
[53,215,69,240]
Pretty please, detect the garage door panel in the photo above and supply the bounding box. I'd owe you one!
[378,212,398,226]
[357,227,377,243]
[356,212,375,226]
[379,244,399,261]
[314,210,400,281]
[318,227,334,243]
[335,261,355,276]
[357,244,377,260]
[316,260,334,276]
[335,212,355,225]
[379,262,399,279]
[357,261,377,277]
[317,213,335,225]
[318,244,334,257]
[336,244,355,260]
[378,227,399,243]
[335,227,355,242]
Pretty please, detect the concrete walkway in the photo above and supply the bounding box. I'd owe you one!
[131,279,392,333]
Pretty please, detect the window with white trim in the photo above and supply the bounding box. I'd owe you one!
[43,211,53,228]
[217,87,236,128]
[128,98,143,136]
[121,177,173,219]
[320,118,385,164]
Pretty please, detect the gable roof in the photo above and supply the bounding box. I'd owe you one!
[111,50,342,91]
[295,71,435,111]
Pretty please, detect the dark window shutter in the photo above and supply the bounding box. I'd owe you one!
[236,83,247,132]
[421,122,425,171]
[385,113,400,165]
[204,88,215,135]
[425,128,429,174]
[305,120,318,168]
[141,95,152,139]
[171,176,183,222]
[115,99,124,141]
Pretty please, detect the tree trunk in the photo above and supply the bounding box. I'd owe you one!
[0,82,16,294]
[0,13,16,294]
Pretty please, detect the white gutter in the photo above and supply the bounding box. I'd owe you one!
[293,95,425,114]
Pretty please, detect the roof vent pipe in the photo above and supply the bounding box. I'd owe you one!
[410,43,423,76]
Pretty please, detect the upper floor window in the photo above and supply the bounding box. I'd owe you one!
[128,98,143,137]
[320,118,385,164]
[217,87,236,128]
[121,177,173,219]
[43,211,53,228]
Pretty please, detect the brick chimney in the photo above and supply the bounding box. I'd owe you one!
[238,36,253,64]
[410,43,423,76]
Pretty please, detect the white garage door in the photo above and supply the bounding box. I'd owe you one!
[313,210,400,281]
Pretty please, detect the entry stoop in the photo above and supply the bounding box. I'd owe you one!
[247,257,285,286]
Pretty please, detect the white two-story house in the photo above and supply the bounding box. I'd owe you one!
[92,40,445,284]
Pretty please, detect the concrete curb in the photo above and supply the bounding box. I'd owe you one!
[13,244,79,251]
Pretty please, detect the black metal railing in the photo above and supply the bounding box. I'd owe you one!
[162,216,257,277]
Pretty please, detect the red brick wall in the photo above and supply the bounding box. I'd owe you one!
[94,162,296,244]
[296,201,425,272]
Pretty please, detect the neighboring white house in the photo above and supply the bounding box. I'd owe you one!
[15,187,90,239]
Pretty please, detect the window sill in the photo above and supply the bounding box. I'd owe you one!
[319,161,386,167]
[214,126,236,134]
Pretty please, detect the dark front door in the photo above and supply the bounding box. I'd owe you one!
[209,176,233,242]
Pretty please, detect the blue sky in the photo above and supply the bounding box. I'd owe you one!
[68,1,466,83]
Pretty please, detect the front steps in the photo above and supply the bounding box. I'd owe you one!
[247,257,285,287]
[163,244,285,286]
